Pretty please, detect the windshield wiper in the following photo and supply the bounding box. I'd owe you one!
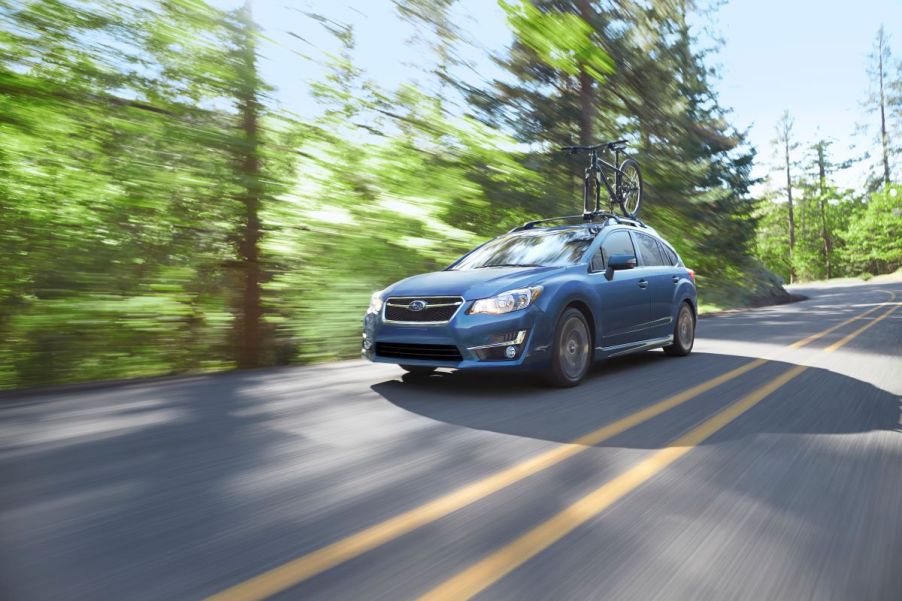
[475,263,543,269]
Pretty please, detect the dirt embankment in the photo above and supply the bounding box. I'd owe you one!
[698,263,801,315]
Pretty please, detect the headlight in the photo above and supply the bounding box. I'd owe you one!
[367,290,385,314]
[469,286,543,315]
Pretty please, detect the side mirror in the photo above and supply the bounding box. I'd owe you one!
[605,254,637,280]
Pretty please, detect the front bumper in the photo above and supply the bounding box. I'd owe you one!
[362,302,552,369]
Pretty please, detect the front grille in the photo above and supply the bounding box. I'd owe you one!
[375,342,463,362]
[384,296,463,323]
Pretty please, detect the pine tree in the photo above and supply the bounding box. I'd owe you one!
[864,26,899,189]
[774,111,799,283]
[231,1,264,368]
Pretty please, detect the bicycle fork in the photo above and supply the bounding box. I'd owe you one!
[583,149,598,218]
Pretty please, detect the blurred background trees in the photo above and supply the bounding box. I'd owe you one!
[0,0,899,389]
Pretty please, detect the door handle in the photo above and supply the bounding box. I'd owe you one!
[672,276,680,284]
[638,279,648,289]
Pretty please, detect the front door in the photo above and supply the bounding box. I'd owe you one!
[591,230,650,348]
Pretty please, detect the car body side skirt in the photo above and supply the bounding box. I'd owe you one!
[595,334,674,358]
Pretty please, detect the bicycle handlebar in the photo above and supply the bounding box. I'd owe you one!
[561,139,628,154]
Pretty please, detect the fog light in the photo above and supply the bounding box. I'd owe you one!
[362,335,373,350]
[504,345,517,359]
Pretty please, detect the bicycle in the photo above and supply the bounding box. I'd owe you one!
[562,139,643,219]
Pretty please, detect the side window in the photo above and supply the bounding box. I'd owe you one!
[659,242,679,266]
[592,230,636,271]
[635,233,665,266]
[590,250,605,272]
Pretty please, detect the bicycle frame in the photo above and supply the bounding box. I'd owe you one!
[583,148,626,217]
[562,139,642,220]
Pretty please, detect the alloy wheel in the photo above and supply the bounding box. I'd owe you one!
[560,315,590,380]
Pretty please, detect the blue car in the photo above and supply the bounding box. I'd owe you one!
[362,216,697,386]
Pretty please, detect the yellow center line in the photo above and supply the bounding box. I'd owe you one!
[786,299,888,349]
[825,301,898,352]
[206,291,896,601]
[418,301,899,601]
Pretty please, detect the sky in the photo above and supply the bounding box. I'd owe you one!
[248,0,901,192]
[708,0,901,190]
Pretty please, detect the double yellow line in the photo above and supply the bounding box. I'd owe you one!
[421,298,898,600]
[208,293,897,601]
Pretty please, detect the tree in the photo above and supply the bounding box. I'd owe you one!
[499,0,613,146]
[0,0,302,387]
[809,139,837,278]
[232,1,264,368]
[0,0,238,385]
[0,0,796,388]
[754,194,791,282]
[394,0,460,99]
[774,111,799,282]
[843,185,902,274]
[475,0,761,302]
[864,25,899,189]
[754,29,902,284]
[815,141,832,277]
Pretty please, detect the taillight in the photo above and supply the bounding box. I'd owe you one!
[687,269,696,283]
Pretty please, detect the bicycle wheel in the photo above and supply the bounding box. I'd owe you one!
[616,158,643,218]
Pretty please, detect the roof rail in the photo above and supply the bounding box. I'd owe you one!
[509,214,585,232]
[616,216,648,229]
[510,211,648,233]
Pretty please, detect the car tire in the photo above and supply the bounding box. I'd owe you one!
[544,308,592,387]
[664,302,695,356]
[399,364,436,376]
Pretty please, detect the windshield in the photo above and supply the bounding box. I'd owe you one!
[451,229,594,271]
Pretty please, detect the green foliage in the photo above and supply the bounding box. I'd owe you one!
[754,185,902,283]
[0,0,290,387]
[0,0,794,389]
[500,0,613,80]
[476,0,763,307]
[842,185,902,274]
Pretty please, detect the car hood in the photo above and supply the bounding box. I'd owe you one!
[384,266,562,300]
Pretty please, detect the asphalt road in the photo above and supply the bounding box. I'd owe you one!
[2,281,900,601]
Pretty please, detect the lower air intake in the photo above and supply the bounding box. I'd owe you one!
[375,342,463,362]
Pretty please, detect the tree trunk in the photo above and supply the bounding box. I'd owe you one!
[578,68,593,146]
[820,197,831,279]
[878,29,891,188]
[577,0,593,146]
[236,1,263,369]
[784,136,795,283]
[816,143,832,279]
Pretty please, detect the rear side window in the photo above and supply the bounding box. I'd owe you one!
[592,230,636,271]
[635,233,666,266]
[659,242,679,266]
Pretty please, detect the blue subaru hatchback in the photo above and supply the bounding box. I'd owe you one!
[362,216,696,386]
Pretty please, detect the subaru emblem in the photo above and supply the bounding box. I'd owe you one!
[408,300,427,312]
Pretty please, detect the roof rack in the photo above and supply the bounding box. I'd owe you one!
[510,211,648,233]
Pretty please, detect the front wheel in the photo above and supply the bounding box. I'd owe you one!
[544,308,592,387]
[664,303,695,356]
[616,158,643,218]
